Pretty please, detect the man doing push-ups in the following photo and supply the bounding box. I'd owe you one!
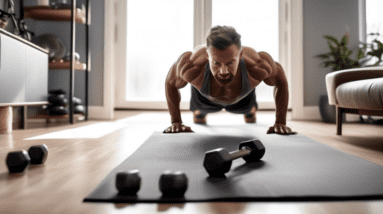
[164,25,295,135]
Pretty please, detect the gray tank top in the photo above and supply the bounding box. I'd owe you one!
[199,57,253,106]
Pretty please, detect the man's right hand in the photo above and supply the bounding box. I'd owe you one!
[163,122,193,133]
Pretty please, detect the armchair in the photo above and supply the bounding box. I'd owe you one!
[325,67,383,135]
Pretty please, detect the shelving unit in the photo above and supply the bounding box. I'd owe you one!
[21,0,90,124]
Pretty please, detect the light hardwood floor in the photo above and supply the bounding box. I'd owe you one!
[0,110,382,214]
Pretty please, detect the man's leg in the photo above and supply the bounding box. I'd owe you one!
[190,86,222,124]
[193,110,207,124]
[225,89,258,123]
[244,106,257,123]
[244,89,258,123]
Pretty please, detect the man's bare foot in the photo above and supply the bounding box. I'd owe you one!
[193,110,207,124]
[244,106,257,123]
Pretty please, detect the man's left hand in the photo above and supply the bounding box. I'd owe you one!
[267,123,297,135]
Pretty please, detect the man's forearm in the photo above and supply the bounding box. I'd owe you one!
[165,83,183,124]
[274,84,289,125]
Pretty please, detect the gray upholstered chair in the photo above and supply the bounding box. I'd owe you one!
[325,67,383,135]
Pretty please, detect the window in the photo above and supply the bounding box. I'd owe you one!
[125,0,194,102]
[212,0,278,105]
[365,0,383,65]
[116,0,282,109]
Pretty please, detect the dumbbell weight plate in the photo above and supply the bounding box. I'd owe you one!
[6,150,31,173]
[48,106,68,115]
[159,171,188,198]
[28,144,49,164]
[239,140,265,162]
[116,169,141,195]
[203,149,232,177]
[73,97,82,106]
[74,105,85,114]
[48,89,66,95]
[48,94,68,106]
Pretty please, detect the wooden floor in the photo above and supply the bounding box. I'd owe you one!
[0,110,382,214]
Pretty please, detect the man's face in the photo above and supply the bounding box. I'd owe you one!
[206,44,243,86]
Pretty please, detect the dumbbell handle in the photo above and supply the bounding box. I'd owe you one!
[228,146,251,160]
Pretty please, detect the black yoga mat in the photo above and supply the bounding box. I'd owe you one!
[84,125,383,203]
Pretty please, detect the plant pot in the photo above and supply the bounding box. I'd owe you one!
[319,94,336,123]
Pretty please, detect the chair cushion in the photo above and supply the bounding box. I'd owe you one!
[336,77,383,110]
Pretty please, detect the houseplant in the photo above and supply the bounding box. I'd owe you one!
[315,33,365,123]
[363,33,383,66]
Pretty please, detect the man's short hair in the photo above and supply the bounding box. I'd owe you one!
[206,25,242,50]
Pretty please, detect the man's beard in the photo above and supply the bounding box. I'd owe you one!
[216,75,233,86]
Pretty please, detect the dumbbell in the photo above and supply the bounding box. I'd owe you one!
[115,169,141,195]
[159,170,188,198]
[6,144,49,173]
[48,94,68,106]
[203,140,265,177]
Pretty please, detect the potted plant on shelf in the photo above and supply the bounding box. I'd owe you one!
[363,33,383,66]
[315,33,365,123]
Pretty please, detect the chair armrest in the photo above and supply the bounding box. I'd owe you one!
[325,67,383,105]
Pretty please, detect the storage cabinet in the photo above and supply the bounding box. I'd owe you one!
[0,28,49,134]
[0,30,48,104]
[22,0,90,124]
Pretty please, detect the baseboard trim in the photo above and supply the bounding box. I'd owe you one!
[89,106,113,120]
[293,106,321,121]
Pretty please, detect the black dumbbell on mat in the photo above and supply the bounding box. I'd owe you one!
[115,169,141,195]
[159,170,188,198]
[6,144,49,173]
[203,140,265,177]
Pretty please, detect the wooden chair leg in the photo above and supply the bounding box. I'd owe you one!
[336,106,343,135]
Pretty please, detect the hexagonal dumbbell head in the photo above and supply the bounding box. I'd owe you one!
[28,144,49,164]
[6,150,31,173]
[115,169,141,195]
[239,140,265,163]
[159,170,188,198]
[203,148,232,177]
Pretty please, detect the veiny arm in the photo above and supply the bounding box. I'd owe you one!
[164,52,194,133]
[250,51,296,134]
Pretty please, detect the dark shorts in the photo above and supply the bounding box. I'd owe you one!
[189,86,258,115]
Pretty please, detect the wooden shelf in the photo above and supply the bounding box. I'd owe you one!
[24,6,86,24]
[29,113,85,122]
[49,60,87,70]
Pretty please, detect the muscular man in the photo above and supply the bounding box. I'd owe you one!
[164,26,295,135]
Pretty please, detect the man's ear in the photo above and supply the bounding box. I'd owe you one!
[239,49,243,59]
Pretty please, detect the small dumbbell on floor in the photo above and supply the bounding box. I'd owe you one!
[203,140,265,177]
[6,144,49,173]
[115,169,141,195]
[159,170,188,198]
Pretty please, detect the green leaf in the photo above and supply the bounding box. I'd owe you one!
[315,53,330,59]
[324,35,340,46]
[357,49,365,60]
[328,42,337,53]
[340,35,348,46]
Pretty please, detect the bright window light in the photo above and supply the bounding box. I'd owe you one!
[212,0,279,103]
[125,0,194,102]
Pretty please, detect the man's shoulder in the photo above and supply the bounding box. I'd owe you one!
[190,45,209,66]
[242,46,262,65]
[175,46,207,88]
[242,47,275,82]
